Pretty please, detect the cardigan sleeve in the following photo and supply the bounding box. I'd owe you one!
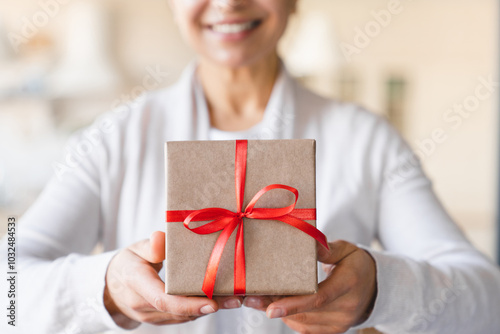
[354,117,500,333]
[0,120,123,333]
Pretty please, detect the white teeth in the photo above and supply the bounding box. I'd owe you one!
[212,21,255,34]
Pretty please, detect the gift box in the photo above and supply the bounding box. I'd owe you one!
[165,139,327,298]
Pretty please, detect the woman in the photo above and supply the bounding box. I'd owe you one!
[5,0,500,333]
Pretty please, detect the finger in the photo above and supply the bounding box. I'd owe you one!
[123,251,218,317]
[243,296,284,311]
[150,231,166,263]
[159,294,219,317]
[131,309,201,325]
[282,300,358,327]
[150,319,194,326]
[108,287,199,324]
[265,273,350,318]
[213,296,243,310]
[318,240,359,265]
[129,231,165,264]
[243,296,268,311]
[281,316,351,334]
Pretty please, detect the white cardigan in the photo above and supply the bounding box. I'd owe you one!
[3,62,500,334]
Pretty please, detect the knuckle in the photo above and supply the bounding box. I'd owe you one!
[129,297,148,312]
[106,274,125,294]
[332,240,348,251]
[313,292,329,309]
[337,240,349,247]
[286,306,299,317]
[130,302,145,312]
[171,303,194,316]
[154,296,167,312]
[289,312,308,323]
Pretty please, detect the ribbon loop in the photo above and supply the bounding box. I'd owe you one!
[244,184,299,219]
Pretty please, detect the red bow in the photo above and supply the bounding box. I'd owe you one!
[166,140,328,299]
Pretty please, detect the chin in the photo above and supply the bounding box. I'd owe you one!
[205,48,275,69]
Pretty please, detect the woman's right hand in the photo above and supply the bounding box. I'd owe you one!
[104,231,242,329]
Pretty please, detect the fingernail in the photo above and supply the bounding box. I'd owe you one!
[243,297,261,308]
[200,305,216,314]
[267,308,284,319]
[223,299,242,309]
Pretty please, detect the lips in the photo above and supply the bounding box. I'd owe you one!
[208,19,262,34]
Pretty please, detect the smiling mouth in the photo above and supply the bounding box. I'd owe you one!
[209,20,262,34]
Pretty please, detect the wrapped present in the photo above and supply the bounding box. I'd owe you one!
[165,139,328,298]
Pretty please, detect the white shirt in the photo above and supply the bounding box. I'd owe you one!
[2,62,500,334]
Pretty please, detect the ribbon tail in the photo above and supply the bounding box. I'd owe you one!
[278,214,329,250]
[202,218,239,299]
[233,220,246,295]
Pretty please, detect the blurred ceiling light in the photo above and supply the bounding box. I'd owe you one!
[285,11,341,77]
[46,1,120,98]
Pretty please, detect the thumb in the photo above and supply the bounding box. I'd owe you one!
[129,231,165,264]
[317,240,359,265]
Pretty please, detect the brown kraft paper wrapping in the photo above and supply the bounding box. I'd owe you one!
[165,139,319,296]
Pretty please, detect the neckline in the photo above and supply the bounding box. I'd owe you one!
[192,61,289,140]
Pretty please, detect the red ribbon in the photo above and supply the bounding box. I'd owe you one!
[166,140,329,299]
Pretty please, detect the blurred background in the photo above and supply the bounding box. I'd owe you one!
[0,0,498,267]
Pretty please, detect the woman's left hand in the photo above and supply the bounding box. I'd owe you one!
[243,240,377,334]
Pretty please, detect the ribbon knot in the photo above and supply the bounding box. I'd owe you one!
[167,140,328,299]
